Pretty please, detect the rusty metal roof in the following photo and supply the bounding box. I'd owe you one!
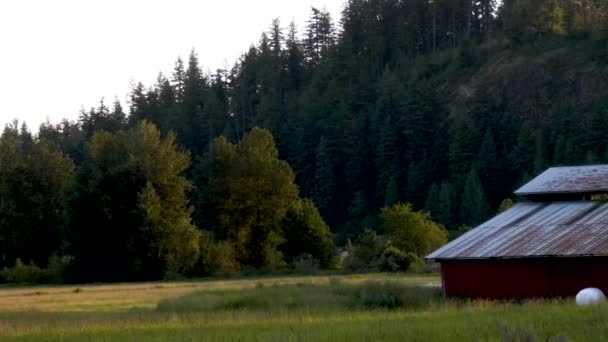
[426,201,608,260]
[515,165,608,196]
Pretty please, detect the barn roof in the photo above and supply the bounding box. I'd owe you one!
[515,165,608,196]
[426,201,608,260]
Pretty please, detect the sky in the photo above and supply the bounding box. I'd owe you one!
[0,0,345,131]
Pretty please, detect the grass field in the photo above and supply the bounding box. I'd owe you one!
[1,273,608,341]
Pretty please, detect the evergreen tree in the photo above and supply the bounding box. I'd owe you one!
[304,7,335,66]
[425,182,441,220]
[312,137,335,217]
[449,114,479,176]
[460,169,491,226]
[385,173,400,207]
[404,161,426,209]
[476,128,500,206]
[438,181,455,228]
[0,124,75,268]
[172,57,186,103]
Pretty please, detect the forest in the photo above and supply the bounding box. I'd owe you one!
[2,0,608,282]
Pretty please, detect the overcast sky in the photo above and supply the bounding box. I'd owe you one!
[0,0,344,131]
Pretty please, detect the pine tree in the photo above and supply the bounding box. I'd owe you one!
[449,114,479,176]
[385,172,400,207]
[425,183,441,220]
[376,115,399,205]
[128,82,148,126]
[183,49,208,154]
[438,181,455,227]
[476,128,500,206]
[405,161,426,209]
[460,168,491,226]
[304,7,335,66]
[172,57,186,103]
[0,126,75,268]
[312,136,335,217]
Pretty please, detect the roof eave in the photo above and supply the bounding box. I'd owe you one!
[428,254,608,262]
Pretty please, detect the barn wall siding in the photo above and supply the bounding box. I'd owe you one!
[440,257,608,299]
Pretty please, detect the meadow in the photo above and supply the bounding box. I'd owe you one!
[1,273,608,341]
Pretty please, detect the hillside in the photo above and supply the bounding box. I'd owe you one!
[3,0,608,280]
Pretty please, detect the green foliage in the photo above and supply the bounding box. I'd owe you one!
[157,278,441,314]
[196,231,240,276]
[498,198,516,213]
[0,123,75,269]
[312,137,335,215]
[0,259,46,284]
[501,0,608,34]
[343,229,385,272]
[4,278,608,340]
[290,253,321,274]
[8,0,608,284]
[461,169,492,226]
[69,121,199,281]
[200,127,299,269]
[46,254,73,284]
[381,203,448,258]
[348,281,442,309]
[281,198,335,268]
[378,246,413,272]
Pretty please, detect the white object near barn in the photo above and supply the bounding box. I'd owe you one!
[575,288,606,306]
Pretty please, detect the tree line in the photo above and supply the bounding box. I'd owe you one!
[3,0,608,281]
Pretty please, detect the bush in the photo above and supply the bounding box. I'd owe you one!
[291,253,320,274]
[343,229,385,272]
[46,254,73,284]
[163,267,187,281]
[0,259,47,284]
[328,276,342,286]
[281,199,336,268]
[381,203,448,258]
[194,232,240,276]
[379,246,412,272]
[348,281,442,309]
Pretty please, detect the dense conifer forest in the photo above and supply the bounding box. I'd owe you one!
[2,0,608,282]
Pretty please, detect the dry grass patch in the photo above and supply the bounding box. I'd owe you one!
[0,273,437,312]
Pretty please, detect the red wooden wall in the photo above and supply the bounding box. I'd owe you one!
[440,257,608,299]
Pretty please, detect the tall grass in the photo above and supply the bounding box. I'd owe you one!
[156,280,442,313]
[1,274,608,341]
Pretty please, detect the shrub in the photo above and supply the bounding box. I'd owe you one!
[163,267,187,281]
[497,198,516,213]
[343,230,385,272]
[348,281,442,309]
[0,259,47,284]
[291,253,320,274]
[328,276,342,286]
[46,254,73,284]
[381,203,447,258]
[280,199,335,268]
[379,246,412,272]
[195,232,240,276]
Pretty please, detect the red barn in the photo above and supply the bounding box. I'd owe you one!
[426,165,608,299]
